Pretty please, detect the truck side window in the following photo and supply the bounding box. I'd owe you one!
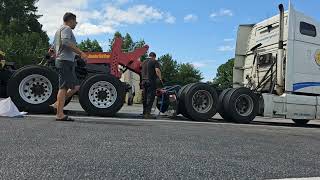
[300,21,317,37]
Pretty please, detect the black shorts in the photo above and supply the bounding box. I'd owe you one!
[55,60,79,90]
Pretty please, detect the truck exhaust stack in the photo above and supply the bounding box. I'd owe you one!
[276,4,285,95]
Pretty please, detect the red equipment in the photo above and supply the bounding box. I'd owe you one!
[85,37,149,78]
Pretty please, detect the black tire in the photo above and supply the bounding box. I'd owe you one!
[223,87,258,123]
[292,119,310,126]
[178,83,195,118]
[7,65,59,113]
[183,83,218,121]
[218,88,233,121]
[79,74,125,116]
[0,69,14,97]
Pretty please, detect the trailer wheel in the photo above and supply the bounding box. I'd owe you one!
[177,83,195,118]
[218,88,233,121]
[223,87,258,123]
[292,119,309,126]
[7,65,59,113]
[79,74,125,116]
[183,83,218,121]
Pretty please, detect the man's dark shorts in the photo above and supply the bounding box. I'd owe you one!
[55,60,79,90]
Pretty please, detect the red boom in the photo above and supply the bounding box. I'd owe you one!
[85,37,149,79]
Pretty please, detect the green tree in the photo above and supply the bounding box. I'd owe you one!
[108,31,123,51]
[213,58,234,90]
[134,39,147,61]
[158,54,179,85]
[109,32,147,61]
[0,0,49,67]
[122,33,134,52]
[78,38,103,52]
[176,63,203,85]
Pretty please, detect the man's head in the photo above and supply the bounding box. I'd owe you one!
[63,12,77,29]
[149,52,156,60]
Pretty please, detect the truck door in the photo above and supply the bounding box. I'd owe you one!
[289,10,320,94]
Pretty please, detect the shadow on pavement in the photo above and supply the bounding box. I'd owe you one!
[42,109,320,129]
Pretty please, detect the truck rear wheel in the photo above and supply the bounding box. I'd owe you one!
[7,65,59,113]
[218,88,233,121]
[79,74,125,116]
[177,83,195,119]
[183,83,218,121]
[223,87,258,123]
[292,119,309,126]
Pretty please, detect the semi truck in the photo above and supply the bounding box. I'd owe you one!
[218,3,320,125]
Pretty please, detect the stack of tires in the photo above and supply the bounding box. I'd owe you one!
[218,87,258,123]
[177,83,218,121]
[7,65,125,116]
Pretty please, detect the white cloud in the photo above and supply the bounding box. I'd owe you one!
[223,38,234,42]
[165,13,176,24]
[184,14,198,22]
[104,5,163,24]
[76,23,115,36]
[210,9,233,18]
[191,62,206,68]
[218,45,235,52]
[36,0,176,37]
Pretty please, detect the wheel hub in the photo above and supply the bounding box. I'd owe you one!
[97,90,109,101]
[30,84,46,96]
[191,90,213,113]
[235,94,254,117]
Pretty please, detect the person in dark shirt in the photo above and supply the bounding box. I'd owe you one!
[141,52,163,119]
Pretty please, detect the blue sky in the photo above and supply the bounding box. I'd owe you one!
[37,0,320,82]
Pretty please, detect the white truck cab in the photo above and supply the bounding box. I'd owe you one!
[223,3,320,125]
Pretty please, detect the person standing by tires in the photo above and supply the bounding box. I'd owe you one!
[141,52,163,119]
[52,12,87,121]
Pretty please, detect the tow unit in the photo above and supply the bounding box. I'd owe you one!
[4,38,218,121]
[218,3,320,125]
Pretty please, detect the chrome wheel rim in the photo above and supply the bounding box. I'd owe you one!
[88,81,117,108]
[18,74,53,104]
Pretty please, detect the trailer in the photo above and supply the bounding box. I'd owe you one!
[1,38,218,121]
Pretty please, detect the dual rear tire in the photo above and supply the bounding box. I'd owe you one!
[218,87,258,124]
[177,83,218,121]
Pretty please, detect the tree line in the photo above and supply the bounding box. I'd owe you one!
[0,0,234,88]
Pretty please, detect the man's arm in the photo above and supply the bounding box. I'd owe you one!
[155,68,162,81]
[66,43,87,59]
[154,61,163,83]
[61,28,87,60]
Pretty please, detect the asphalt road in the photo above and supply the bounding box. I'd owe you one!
[0,102,320,179]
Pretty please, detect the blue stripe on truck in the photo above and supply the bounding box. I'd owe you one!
[293,82,320,91]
